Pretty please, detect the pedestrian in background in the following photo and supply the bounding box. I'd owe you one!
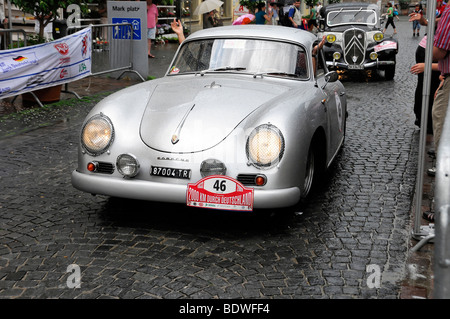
[255,2,273,25]
[268,2,279,26]
[146,0,158,58]
[412,3,422,37]
[383,2,397,35]
[289,1,307,30]
[308,4,318,32]
[431,3,450,163]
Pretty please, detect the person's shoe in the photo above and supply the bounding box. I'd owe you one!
[423,211,435,222]
[427,167,436,176]
[427,149,436,157]
[413,33,416,36]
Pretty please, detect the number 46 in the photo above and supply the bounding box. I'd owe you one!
[213,179,227,192]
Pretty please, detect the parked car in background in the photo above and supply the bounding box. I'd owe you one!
[72,25,347,212]
[318,2,398,80]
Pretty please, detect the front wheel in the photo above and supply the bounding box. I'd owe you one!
[301,144,316,199]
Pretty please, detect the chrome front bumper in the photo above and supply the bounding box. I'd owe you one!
[326,60,395,70]
[71,170,301,209]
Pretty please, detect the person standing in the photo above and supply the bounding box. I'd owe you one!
[308,4,318,32]
[431,3,450,162]
[255,2,272,25]
[268,2,279,25]
[146,0,158,58]
[382,2,397,35]
[412,4,422,37]
[289,1,306,30]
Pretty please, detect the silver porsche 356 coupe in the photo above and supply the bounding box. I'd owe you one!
[71,25,347,211]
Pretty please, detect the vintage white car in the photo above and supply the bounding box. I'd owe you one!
[71,25,347,211]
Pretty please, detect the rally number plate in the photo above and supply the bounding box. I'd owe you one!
[186,175,254,211]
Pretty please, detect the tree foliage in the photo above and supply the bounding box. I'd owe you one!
[11,0,93,41]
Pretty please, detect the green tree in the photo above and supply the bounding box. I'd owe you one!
[11,0,92,41]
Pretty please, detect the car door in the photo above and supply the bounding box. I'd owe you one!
[315,50,346,164]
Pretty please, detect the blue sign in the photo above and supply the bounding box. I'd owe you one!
[112,18,142,40]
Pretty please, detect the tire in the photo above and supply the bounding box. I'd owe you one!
[301,143,316,199]
[384,65,396,80]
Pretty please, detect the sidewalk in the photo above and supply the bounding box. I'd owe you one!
[400,132,435,299]
[0,42,179,116]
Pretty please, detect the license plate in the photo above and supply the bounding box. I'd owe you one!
[348,64,364,70]
[151,166,191,179]
[186,175,254,211]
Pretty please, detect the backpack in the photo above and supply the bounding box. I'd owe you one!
[280,7,307,29]
[280,8,293,27]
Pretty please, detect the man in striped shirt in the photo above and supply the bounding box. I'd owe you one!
[432,3,450,156]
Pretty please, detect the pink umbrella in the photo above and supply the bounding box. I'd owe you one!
[232,14,255,25]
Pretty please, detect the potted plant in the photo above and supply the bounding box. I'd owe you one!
[11,0,93,105]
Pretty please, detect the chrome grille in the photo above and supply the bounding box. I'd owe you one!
[343,28,366,66]
[96,162,115,174]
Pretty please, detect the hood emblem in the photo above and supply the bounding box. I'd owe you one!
[171,104,196,144]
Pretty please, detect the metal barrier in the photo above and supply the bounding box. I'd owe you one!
[68,23,145,81]
[0,29,27,50]
[434,97,450,299]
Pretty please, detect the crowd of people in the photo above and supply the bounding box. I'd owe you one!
[408,0,449,223]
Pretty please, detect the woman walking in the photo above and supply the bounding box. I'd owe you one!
[383,2,397,35]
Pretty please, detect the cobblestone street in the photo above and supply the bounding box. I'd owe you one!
[0,16,436,300]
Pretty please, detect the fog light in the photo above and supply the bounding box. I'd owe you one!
[116,153,140,177]
[255,175,267,186]
[200,159,227,177]
[370,52,378,60]
[87,161,98,172]
[333,52,341,60]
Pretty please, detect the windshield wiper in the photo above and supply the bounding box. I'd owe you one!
[254,72,300,78]
[353,8,363,18]
[213,66,247,71]
[197,66,247,76]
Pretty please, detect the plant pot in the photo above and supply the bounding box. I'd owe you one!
[22,85,62,106]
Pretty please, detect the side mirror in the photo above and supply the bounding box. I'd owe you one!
[322,71,339,89]
[325,71,338,82]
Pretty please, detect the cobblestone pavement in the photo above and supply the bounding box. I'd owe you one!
[0,17,436,300]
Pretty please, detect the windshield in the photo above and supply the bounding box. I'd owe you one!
[168,38,309,79]
[327,9,377,27]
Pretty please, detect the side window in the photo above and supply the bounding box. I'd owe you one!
[295,50,307,78]
[316,50,325,77]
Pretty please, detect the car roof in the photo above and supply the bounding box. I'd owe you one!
[323,2,379,13]
[186,25,318,47]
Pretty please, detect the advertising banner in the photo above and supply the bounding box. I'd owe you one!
[0,27,92,99]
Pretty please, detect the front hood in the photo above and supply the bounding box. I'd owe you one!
[140,76,291,153]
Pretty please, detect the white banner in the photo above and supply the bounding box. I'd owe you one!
[0,27,92,99]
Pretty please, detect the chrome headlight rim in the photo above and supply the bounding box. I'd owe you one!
[373,32,384,42]
[246,124,285,169]
[326,34,337,44]
[81,113,115,156]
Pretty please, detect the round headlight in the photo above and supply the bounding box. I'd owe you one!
[246,124,285,168]
[373,32,384,42]
[117,153,140,177]
[333,52,341,60]
[370,52,378,60]
[326,34,336,43]
[81,114,114,155]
